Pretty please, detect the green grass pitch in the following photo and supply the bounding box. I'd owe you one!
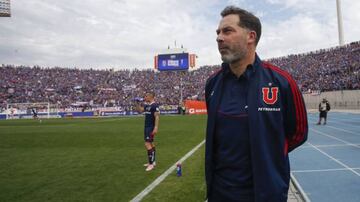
[0,115,207,202]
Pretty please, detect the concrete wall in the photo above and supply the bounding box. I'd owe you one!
[303,90,360,110]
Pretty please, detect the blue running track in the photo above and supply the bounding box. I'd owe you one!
[290,112,360,202]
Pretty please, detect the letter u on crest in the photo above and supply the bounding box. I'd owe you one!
[262,87,279,105]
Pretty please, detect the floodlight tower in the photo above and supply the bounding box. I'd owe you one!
[336,0,344,46]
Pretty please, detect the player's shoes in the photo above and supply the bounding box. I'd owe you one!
[145,164,155,171]
[143,162,156,167]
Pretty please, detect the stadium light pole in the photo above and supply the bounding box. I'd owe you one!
[180,77,183,104]
[336,0,344,46]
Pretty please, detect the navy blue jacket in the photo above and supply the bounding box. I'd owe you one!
[205,55,308,201]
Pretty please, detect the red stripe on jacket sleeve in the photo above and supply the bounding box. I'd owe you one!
[263,62,308,151]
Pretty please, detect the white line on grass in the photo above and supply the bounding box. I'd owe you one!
[130,139,206,202]
[83,117,133,124]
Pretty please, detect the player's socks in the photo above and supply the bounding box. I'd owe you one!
[147,149,153,165]
[145,148,155,171]
[150,148,155,164]
[152,147,156,163]
[144,148,155,167]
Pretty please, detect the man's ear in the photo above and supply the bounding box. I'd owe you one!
[248,30,257,45]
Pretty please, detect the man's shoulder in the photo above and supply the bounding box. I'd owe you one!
[261,61,287,74]
[206,67,223,86]
[261,61,296,84]
[150,102,159,107]
[150,103,160,111]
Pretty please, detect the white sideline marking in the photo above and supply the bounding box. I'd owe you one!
[130,139,206,202]
[290,173,311,202]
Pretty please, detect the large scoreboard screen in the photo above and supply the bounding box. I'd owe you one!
[157,53,189,71]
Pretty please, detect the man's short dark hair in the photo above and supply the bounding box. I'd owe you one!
[221,6,262,45]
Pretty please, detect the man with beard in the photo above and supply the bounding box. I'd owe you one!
[205,6,308,202]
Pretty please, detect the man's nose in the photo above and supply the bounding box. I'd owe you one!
[216,34,224,43]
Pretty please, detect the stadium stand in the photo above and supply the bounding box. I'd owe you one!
[269,41,360,93]
[1,41,359,112]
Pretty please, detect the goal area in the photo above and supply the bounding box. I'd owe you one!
[6,102,60,119]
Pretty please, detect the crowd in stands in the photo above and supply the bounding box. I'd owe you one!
[269,41,360,93]
[1,41,359,111]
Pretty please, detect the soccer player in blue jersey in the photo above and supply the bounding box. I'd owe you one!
[135,92,160,171]
[205,6,308,201]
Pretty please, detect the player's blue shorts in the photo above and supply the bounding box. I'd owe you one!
[144,127,155,142]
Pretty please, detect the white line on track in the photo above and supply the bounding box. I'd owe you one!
[331,116,360,123]
[309,115,360,129]
[314,118,358,128]
[308,142,360,177]
[300,144,360,148]
[290,173,311,202]
[308,116,360,136]
[130,139,205,202]
[292,167,360,173]
[326,125,360,136]
[310,128,360,149]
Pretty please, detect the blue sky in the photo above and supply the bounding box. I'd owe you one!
[0,0,359,70]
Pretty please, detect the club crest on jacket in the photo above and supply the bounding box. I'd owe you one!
[262,87,278,105]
